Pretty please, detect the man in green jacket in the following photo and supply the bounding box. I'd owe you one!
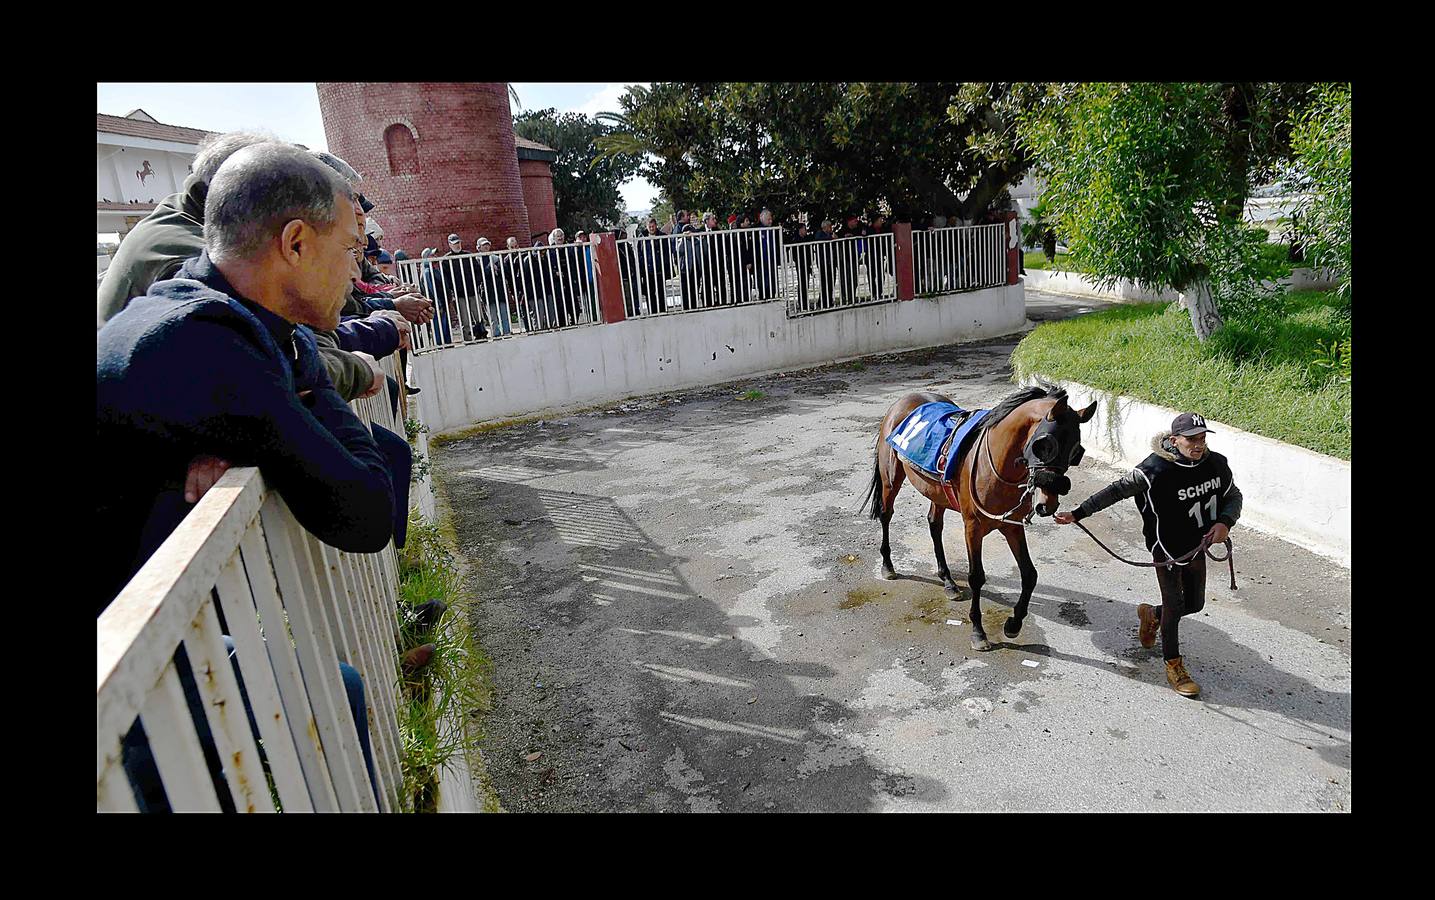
[97,132,271,328]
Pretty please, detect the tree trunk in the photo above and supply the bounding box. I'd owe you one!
[1181,278,1224,342]
[1043,232,1057,262]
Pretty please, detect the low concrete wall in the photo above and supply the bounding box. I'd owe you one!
[1024,267,1340,302]
[1023,269,1179,303]
[413,284,1026,433]
[1022,377,1351,567]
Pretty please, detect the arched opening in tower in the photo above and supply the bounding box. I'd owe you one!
[384,124,419,176]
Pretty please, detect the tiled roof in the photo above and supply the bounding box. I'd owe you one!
[97,113,216,146]
[97,201,159,213]
[514,135,556,153]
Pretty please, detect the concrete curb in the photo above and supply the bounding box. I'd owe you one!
[1020,376,1351,568]
[1022,267,1340,303]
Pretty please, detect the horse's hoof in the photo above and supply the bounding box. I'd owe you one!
[943,583,961,599]
[880,565,899,580]
[1003,617,1022,639]
[971,635,993,652]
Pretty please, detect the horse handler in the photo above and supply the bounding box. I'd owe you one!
[1053,413,1244,698]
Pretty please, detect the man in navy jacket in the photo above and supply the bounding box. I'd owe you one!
[96,143,394,613]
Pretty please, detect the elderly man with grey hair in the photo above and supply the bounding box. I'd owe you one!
[97,142,394,607]
[97,130,274,327]
[98,143,393,810]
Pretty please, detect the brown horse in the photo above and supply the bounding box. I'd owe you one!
[863,385,1096,651]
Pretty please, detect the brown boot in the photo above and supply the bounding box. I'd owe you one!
[1137,603,1160,649]
[1165,657,1200,698]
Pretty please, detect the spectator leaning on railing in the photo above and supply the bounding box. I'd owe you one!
[96,143,395,612]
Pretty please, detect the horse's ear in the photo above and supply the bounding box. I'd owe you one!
[1077,400,1097,423]
[1046,396,1069,421]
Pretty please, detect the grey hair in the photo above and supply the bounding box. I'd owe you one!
[190,131,277,185]
[310,150,362,185]
[205,143,354,262]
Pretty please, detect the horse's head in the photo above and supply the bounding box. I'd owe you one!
[1023,395,1097,517]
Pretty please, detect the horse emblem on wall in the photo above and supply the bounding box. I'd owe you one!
[136,161,155,185]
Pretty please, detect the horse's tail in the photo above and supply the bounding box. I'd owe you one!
[862,447,884,520]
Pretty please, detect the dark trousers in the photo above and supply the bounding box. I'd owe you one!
[817,260,836,308]
[372,423,411,550]
[120,637,378,812]
[1152,548,1208,660]
[840,255,859,304]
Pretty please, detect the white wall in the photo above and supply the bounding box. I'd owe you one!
[1022,377,1351,567]
[412,284,1026,434]
[1023,270,1181,303]
[1023,268,1340,303]
[97,142,193,204]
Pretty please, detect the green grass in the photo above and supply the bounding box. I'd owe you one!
[1010,289,1351,460]
[1025,244,1295,281]
[396,514,492,813]
[737,389,766,401]
[1023,250,1081,272]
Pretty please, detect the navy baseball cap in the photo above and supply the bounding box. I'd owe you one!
[447,233,461,243]
[1172,412,1214,436]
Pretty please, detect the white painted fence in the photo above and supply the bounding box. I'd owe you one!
[413,281,1028,433]
[97,358,411,813]
[614,226,786,317]
[398,243,601,350]
[913,224,1008,296]
[784,232,897,316]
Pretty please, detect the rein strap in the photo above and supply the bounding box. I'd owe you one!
[1073,521,1237,591]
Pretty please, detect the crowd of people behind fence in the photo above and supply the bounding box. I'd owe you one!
[401,202,1015,340]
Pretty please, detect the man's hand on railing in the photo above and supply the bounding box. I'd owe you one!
[352,351,385,399]
[369,309,413,350]
[391,293,435,325]
[184,455,232,504]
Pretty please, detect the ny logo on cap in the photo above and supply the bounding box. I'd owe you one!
[1191,414,1206,427]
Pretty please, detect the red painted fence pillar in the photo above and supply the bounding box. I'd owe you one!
[1004,211,1020,285]
[893,222,915,300]
[592,232,626,324]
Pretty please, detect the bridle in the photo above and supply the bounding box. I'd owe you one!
[966,417,1079,527]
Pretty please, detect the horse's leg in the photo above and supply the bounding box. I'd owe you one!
[928,503,960,597]
[1000,524,1039,639]
[964,516,992,651]
[879,449,905,579]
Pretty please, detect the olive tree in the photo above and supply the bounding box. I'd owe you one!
[1287,84,1352,301]
[1021,83,1309,341]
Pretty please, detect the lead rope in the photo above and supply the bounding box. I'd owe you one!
[1073,521,1237,591]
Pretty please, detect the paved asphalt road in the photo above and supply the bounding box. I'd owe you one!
[432,291,1351,812]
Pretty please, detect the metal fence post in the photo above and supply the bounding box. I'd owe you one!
[592,233,627,325]
[893,222,915,300]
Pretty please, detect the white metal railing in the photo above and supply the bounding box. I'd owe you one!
[912,223,1007,296]
[613,226,785,317]
[97,357,408,813]
[784,232,897,316]
[397,244,600,352]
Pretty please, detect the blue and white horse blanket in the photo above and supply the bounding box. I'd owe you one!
[886,402,990,482]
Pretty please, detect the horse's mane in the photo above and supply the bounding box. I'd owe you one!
[976,382,1066,435]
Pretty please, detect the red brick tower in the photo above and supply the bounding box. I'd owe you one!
[316,82,531,255]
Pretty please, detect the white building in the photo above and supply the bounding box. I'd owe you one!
[97,109,215,244]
